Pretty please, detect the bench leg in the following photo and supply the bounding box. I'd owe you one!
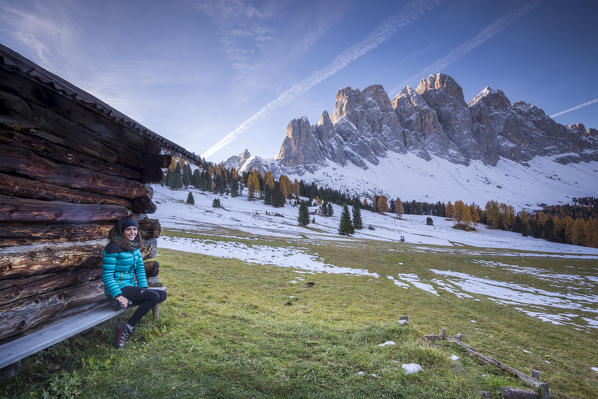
[152,304,159,320]
[0,360,21,378]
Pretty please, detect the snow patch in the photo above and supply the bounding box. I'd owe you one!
[397,273,439,296]
[402,363,423,374]
[159,236,379,277]
[387,275,409,288]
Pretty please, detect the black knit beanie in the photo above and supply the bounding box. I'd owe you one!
[120,217,139,233]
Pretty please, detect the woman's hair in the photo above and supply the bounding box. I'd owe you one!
[108,217,144,251]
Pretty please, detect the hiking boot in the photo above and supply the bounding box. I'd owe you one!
[115,322,134,348]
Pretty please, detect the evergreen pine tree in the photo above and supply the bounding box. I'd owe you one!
[328,203,333,217]
[230,179,239,197]
[192,169,201,188]
[339,205,355,235]
[264,185,272,205]
[183,164,192,187]
[273,184,285,207]
[186,192,195,205]
[298,201,310,226]
[173,163,183,188]
[212,198,221,208]
[165,169,174,188]
[352,203,363,229]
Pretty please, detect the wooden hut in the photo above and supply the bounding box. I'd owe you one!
[0,44,196,364]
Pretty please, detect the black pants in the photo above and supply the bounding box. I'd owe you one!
[121,286,167,327]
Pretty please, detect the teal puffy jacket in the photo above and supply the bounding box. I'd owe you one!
[102,242,149,298]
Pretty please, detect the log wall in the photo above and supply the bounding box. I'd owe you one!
[0,45,175,343]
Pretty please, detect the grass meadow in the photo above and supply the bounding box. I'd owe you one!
[2,230,597,398]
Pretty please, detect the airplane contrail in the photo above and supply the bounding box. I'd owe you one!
[202,0,441,159]
[390,0,544,96]
[550,98,598,118]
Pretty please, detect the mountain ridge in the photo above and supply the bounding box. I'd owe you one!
[223,73,598,208]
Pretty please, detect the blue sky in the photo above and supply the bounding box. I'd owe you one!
[1,0,597,162]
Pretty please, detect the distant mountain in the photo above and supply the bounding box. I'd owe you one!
[223,73,598,209]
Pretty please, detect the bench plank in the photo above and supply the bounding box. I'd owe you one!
[0,302,124,369]
[0,286,166,370]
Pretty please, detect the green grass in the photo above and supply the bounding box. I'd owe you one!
[2,232,596,398]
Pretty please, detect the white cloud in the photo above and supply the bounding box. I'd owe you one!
[202,0,441,159]
[390,0,544,96]
[550,98,598,118]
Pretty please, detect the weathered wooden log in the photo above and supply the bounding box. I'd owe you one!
[132,196,156,214]
[138,218,161,239]
[0,90,119,164]
[142,238,158,260]
[0,241,104,279]
[0,222,113,247]
[144,261,159,278]
[0,268,100,306]
[0,128,142,180]
[0,218,160,247]
[0,78,163,173]
[0,143,150,199]
[0,195,129,224]
[0,279,105,341]
[0,173,132,208]
[447,337,542,390]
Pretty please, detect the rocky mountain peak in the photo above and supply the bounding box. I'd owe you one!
[416,73,465,104]
[469,86,511,110]
[569,123,586,134]
[275,116,323,167]
[240,149,251,162]
[317,110,332,127]
[226,73,597,179]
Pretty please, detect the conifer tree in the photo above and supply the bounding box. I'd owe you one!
[328,203,333,217]
[339,205,355,235]
[272,182,285,207]
[192,169,201,188]
[470,203,480,226]
[395,198,404,219]
[186,192,195,205]
[264,185,272,205]
[183,163,192,187]
[352,203,363,229]
[247,170,261,200]
[230,178,239,197]
[212,198,221,208]
[298,201,310,226]
[279,175,292,199]
[264,171,275,190]
[172,162,183,189]
[377,196,389,213]
[445,201,454,219]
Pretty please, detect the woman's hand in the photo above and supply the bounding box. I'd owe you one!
[116,295,128,308]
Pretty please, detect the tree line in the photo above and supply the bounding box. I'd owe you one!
[162,156,598,247]
[443,199,598,248]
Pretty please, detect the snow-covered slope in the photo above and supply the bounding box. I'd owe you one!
[152,185,598,256]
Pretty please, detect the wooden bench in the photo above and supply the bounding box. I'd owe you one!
[0,286,166,377]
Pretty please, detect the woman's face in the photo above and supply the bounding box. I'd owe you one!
[124,226,138,241]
